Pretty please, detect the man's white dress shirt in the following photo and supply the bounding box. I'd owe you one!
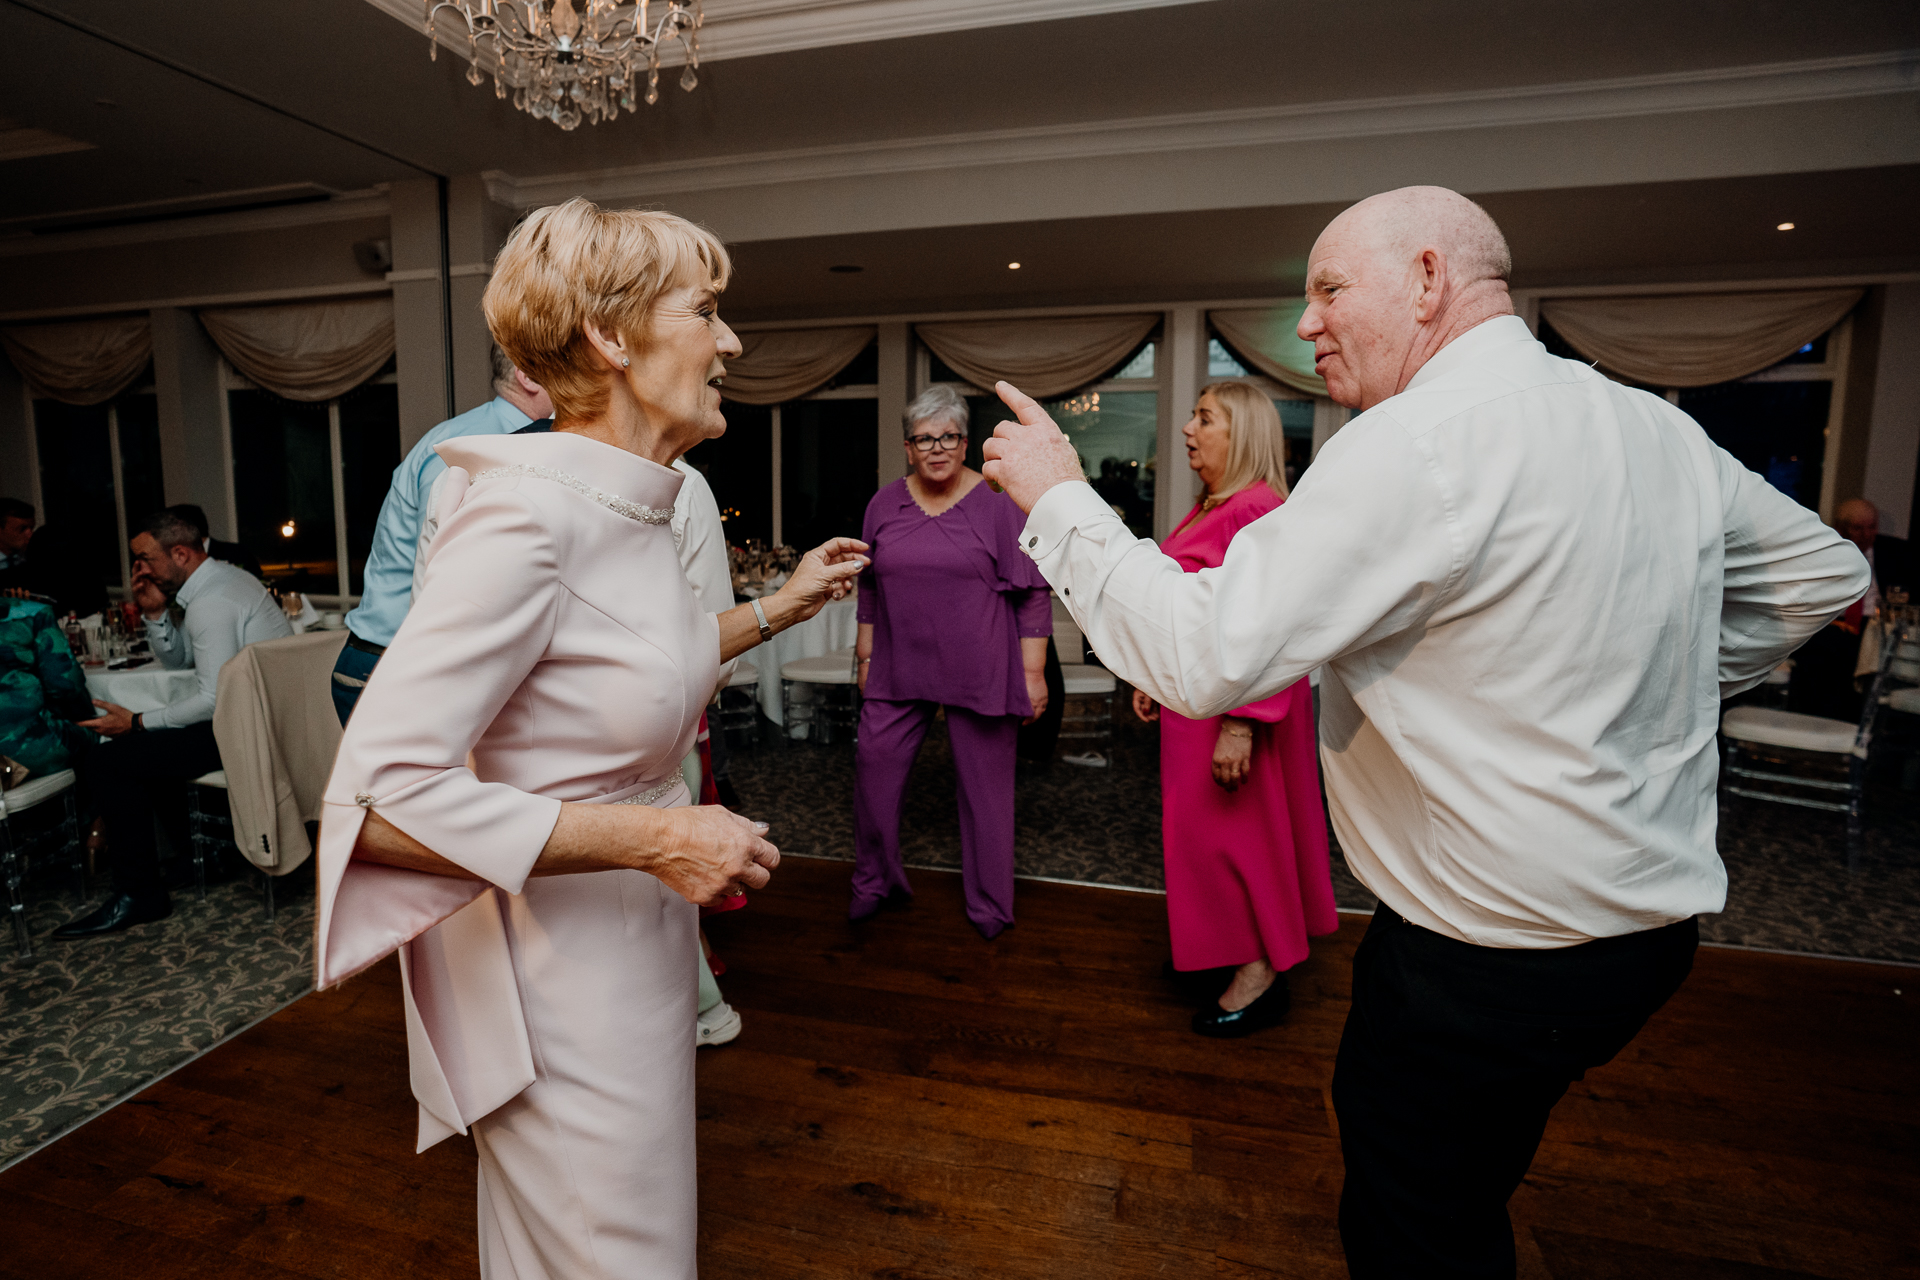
[144,556,294,729]
[1023,316,1869,948]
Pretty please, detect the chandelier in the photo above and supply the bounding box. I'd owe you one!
[425,0,703,131]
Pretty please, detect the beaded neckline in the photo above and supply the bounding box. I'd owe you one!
[473,464,673,525]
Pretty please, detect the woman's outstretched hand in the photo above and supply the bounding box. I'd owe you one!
[649,806,781,906]
[776,536,870,620]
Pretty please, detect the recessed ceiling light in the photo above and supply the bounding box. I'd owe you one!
[828,264,862,274]
[1007,261,1022,270]
[1776,221,1795,231]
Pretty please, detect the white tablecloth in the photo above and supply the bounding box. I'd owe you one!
[749,594,859,725]
[85,662,198,716]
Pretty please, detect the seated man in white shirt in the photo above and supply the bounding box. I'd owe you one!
[58,509,293,939]
[984,187,1869,1279]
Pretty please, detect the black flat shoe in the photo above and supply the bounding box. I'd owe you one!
[1162,960,1237,1008]
[848,887,912,924]
[1191,974,1290,1039]
[52,892,171,940]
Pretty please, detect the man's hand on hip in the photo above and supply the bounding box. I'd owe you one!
[981,381,1088,514]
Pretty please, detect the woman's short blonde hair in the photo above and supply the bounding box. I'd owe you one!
[1200,379,1290,500]
[483,198,732,422]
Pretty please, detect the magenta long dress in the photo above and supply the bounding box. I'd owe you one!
[1158,482,1339,973]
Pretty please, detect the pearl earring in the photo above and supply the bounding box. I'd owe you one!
[620,357,630,368]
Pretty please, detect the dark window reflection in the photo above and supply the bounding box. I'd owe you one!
[33,399,119,588]
[1679,381,1831,510]
[229,389,337,594]
[115,393,165,540]
[338,383,401,596]
[782,399,877,550]
[685,401,773,547]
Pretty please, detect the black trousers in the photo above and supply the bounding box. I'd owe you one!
[1333,909,1698,1279]
[88,722,223,898]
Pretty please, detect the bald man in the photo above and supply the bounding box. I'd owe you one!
[984,187,1870,1278]
[1789,497,1912,720]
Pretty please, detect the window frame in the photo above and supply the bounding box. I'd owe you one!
[218,359,399,606]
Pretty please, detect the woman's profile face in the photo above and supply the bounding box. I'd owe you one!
[629,277,742,448]
[1182,392,1233,490]
[905,417,967,485]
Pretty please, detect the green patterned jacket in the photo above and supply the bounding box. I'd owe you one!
[0,600,93,777]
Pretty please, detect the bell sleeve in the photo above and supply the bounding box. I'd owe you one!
[989,488,1056,639]
[314,474,565,989]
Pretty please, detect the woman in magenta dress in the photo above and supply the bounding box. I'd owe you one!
[1134,380,1339,1037]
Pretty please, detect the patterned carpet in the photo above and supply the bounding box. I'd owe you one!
[3,688,1914,1169]
[727,683,1920,965]
[0,854,314,1170]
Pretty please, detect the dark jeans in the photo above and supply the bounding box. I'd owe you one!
[330,640,381,727]
[1333,909,1698,1279]
[88,721,223,898]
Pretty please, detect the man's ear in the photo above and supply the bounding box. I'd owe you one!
[1413,249,1448,323]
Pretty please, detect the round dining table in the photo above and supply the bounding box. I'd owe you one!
[745,592,859,727]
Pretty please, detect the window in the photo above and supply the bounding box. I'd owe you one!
[32,384,162,591]
[1538,319,1846,512]
[223,361,400,599]
[686,342,880,551]
[928,337,1162,538]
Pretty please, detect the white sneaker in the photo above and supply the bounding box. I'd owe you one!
[1061,751,1108,768]
[697,1002,743,1047]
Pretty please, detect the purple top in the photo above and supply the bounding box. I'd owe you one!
[857,477,1054,718]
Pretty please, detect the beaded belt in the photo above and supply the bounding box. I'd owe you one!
[615,777,685,807]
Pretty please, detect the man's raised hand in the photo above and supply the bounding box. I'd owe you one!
[980,381,1088,513]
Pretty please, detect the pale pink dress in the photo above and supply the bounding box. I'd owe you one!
[315,431,717,1279]
[1158,483,1339,973]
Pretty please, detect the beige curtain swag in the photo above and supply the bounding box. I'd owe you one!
[1539,289,1863,389]
[1208,304,1326,398]
[916,314,1158,400]
[198,297,396,402]
[720,326,876,406]
[0,315,153,406]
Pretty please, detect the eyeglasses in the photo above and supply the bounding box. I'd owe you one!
[907,431,965,453]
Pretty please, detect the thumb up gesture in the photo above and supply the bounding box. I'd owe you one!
[980,381,1086,513]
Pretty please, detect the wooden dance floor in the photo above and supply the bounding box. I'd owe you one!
[2,856,1914,1278]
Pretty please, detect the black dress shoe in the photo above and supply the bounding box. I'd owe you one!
[848,887,912,924]
[1191,973,1290,1039]
[52,892,171,940]
[1162,960,1237,1008]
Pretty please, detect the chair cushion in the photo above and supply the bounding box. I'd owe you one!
[0,768,77,815]
[1060,664,1117,696]
[1887,686,1920,715]
[191,770,230,789]
[726,660,760,688]
[1721,707,1856,754]
[781,653,858,684]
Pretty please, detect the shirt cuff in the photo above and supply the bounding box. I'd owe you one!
[1018,482,1114,563]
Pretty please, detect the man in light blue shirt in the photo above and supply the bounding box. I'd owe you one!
[330,348,550,723]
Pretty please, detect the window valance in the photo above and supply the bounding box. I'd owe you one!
[720,326,876,406]
[916,314,1158,400]
[1538,289,1863,388]
[198,297,396,403]
[0,315,153,406]
[1207,304,1326,398]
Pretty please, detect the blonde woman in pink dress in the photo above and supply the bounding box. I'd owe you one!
[313,200,866,1279]
[1134,381,1339,1038]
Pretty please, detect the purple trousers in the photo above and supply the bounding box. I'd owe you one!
[852,698,1018,935]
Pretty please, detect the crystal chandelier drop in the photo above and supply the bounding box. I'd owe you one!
[424,0,703,131]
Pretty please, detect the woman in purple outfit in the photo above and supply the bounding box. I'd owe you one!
[853,385,1054,938]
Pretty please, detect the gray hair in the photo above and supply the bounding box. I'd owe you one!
[904,384,969,436]
[141,508,201,551]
